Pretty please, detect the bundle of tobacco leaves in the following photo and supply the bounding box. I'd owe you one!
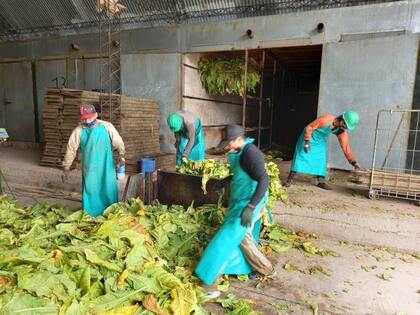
[197,58,261,97]
[177,159,287,207]
[177,159,231,194]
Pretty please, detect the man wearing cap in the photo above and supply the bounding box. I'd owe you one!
[63,104,126,217]
[195,125,275,298]
[167,110,205,165]
[285,111,363,190]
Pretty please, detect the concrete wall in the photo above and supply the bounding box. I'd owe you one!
[319,34,420,170]
[0,1,419,166]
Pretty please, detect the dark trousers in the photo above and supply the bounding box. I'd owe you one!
[287,171,325,183]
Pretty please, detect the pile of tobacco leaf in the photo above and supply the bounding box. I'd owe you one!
[177,159,231,194]
[0,195,266,315]
[177,159,287,207]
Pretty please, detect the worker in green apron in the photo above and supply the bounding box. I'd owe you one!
[195,125,275,299]
[63,105,126,217]
[286,111,362,190]
[167,110,205,165]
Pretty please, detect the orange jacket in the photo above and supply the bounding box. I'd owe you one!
[304,114,355,163]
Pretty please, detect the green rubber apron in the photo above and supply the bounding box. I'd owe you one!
[291,121,336,177]
[80,123,118,217]
[176,118,205,165]
[195,138,268,285]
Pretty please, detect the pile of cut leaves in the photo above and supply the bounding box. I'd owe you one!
[0,196,260,314]
[177,159,287,207]
[197,58,261,97]
[0,191,340,314]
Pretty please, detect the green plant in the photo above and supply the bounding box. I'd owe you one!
[197,57,261,96]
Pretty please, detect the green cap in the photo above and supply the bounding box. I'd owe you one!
[167,114,183,132]
[342,111,360,131]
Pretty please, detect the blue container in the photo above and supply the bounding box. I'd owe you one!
[139,158,155,173]
[116,164,125,180]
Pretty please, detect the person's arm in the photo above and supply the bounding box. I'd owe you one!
[240,144,269,207]
[182,120,196,158]
[174,132,180,149]
[336,130,356,164]
[102,121,126,156]
[304,114,336,141]
[63,127,81,170]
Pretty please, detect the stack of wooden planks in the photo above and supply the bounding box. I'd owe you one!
[41,88,161,174]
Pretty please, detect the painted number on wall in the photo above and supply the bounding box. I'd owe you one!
[52,76,66,88]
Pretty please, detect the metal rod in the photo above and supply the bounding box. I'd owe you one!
[257,50,265,148]
[242,49,248,128]
[246,95,270,101]
[370,110,382,193]
[183,95,243,106]
[269,60,277,147]
[381,114,405,168]
[183,64,198,70]
[410,111,420,175]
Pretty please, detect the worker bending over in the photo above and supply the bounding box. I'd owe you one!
[195,125,275,298]
[63,104,125,216]
[286,111,362,190]
[167,110,205,165]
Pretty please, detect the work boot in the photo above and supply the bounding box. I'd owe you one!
[284,180,293,188]
[249,268,277,280]
[204,290,221,300]
[317,182,332,190]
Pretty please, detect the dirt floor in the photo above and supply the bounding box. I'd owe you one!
[1,147,420,314]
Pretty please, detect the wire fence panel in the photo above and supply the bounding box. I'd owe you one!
[369,109,420,202]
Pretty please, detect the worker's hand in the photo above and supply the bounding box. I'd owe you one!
[182,157,188,164]
[352,161,364,171]
[240,205,254,227]
[118,156,126,166]
[304,141,310,153]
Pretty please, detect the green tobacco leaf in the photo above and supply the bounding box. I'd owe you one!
[0,292,58,315]
[377,273,393,281]
[270,244,292,253]
[79,267,91,295]
[308,265,331,277]
[84,249,123,273]
[412,252,420,260]
[271,303,290,311]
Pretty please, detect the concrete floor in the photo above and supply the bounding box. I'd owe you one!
[1,146,419,314]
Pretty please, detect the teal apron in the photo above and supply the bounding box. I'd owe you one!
[176,118,205,165]
[80,123,118,217]
[291,121,337,177]
[195,138,268,285]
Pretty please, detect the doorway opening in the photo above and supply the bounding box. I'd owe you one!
[181,45,323,159]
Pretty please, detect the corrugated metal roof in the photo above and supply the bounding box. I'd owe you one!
[0,0,402,41]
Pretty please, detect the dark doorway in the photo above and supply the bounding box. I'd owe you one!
[271,46,322,158]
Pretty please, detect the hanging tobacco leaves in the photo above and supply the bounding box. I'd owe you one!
[197,57,261,96]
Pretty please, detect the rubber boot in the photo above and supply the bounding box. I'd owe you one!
[317,176,332,190]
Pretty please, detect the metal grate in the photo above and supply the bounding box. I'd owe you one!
[0,0,402,41]
[368,109,420,204]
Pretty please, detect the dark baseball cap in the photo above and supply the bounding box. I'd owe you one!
[217,125,245,149]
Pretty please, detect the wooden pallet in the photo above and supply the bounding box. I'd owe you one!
[40,88,162,174]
